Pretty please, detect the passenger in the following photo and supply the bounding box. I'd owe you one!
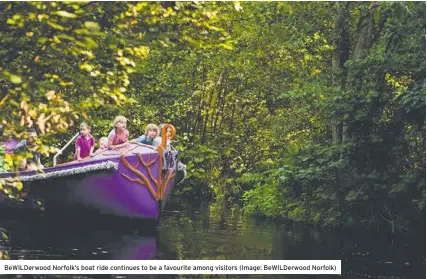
[91,137,108,156]
[14,128,44,171]
[73,122,95,161]
[99,137,109,150]
[130,123,159,145]
[107,115,129,150]
[153,124,173,151]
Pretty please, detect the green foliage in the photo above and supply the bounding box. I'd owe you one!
[240,169,287,218]
[177,142,221,197]
[0,2,424,230]
[0,1,233,166]
[0,146,6,172]
[239,2,425,228]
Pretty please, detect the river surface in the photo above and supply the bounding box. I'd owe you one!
[0,198,424,279]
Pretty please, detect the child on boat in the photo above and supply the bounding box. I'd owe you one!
[99,137,108,150]
[74,122,95,161]
[130,123,159,145]
[107,115,129,150]
[91,137,108,156]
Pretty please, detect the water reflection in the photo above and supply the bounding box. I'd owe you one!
[0,199,424,279]
[0,219,156,261]
[154,201,425,279]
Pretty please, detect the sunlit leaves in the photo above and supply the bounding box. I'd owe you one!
[0,147,6,173]
[1,71,23,84]
[83,21,100,32]
[53,10,77,18]
[46,20,66,30]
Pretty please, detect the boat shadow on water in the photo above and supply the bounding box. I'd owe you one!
[0,217,158,262]
[0,218,178,279]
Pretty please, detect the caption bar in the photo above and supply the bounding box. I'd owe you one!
[0,260,340,275]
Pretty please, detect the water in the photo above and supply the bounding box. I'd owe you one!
[0,199,424,279]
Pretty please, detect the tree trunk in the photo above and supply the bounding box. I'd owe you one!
[191,66,206,142]
[201,70,223,144]
[343,3,376,142]
[331,2,350,144]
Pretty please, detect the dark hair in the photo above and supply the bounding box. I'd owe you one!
[28,128,37,134]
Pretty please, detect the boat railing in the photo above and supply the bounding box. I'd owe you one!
[53,132,80,167]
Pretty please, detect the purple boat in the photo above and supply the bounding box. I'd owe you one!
[0,124,185,221]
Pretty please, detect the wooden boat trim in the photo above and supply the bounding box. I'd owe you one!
[120,154,161,200]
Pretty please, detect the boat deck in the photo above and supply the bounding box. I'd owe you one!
[0,142,158,178]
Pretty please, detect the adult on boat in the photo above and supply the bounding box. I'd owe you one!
[107,115,129,150]
[153,123,173,150]
[14,128,44,171]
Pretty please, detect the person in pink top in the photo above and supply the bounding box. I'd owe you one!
[107,115,129,150]
[74,122,95,161]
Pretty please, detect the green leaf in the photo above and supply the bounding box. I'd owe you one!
[0,231,8,240]
[37,37,48,44]
[56,34,76,41]
[47,21,66,30]
[84,37,98,49]
[219,43,233,50]
[9,74,22,84]
[15,182,23,191]
[54,11,78,18]
[84,21,101,32]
